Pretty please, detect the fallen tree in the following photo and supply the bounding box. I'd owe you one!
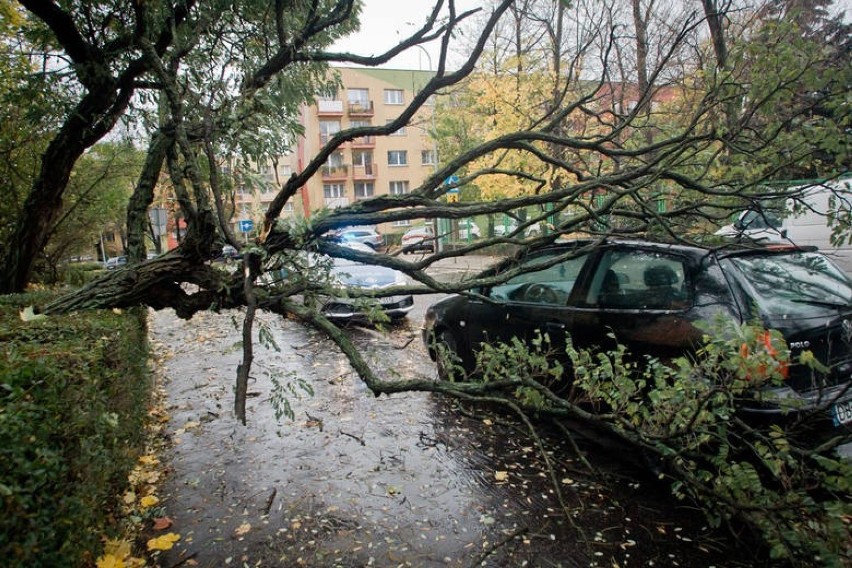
[4,1,850,565]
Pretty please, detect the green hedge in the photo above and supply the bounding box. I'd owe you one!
[0,292,151,567]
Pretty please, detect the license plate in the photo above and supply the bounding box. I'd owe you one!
[832,399,852,427]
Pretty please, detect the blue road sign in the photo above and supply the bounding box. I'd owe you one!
[444,174,460,190]
[238,219,254,233]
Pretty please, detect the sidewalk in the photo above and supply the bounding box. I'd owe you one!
[424,254,501,282]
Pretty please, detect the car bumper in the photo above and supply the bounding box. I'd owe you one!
[322,295,414,321]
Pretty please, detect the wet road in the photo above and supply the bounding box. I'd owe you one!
[149,300,755,567]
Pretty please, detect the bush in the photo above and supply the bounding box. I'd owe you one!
[0,293,151,567]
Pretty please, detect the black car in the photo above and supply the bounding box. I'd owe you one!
[422,239,852,426]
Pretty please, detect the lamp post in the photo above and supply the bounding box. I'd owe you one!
[415,45,447,252]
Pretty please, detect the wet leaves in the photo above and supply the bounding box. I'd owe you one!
[147,532,181,551]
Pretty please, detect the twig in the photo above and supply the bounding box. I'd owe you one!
[340,429,366,445]
[263,488,277,515]
[467,526,528,568]
[167,551,198,568]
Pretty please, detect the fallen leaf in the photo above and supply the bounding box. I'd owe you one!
[234,522,252,536]
[494,471,508,482]
[152,517,173,530]
[482,419,493,426]
[123,491,136,505]
[140,495,159,509]
[561,478,574,485]
[96,553,124,568]
[138,455,159,466]
[147,532,180,551]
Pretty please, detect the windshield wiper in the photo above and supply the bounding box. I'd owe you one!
[790,299,852,310]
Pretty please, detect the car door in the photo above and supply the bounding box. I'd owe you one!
[465,247,592,360]
[569,246,702,359]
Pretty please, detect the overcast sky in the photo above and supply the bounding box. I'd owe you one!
[332,0,483,70]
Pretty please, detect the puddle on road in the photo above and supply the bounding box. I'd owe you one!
[149,309,755,568]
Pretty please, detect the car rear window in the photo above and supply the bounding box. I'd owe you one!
[586,249,692,310]
[724,252,852,317]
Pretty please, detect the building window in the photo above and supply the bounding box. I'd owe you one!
[354,182,374,199]
[384,89,404,105]
[323,183,345,199]
[348,88,369,105]
[386,119,407,136]
[421,150,437,165]
[387,150,408,166]
[350,119,371,129]
[389,180,409,195]
[320,120,341,144]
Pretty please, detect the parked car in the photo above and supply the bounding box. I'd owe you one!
[716,178,852,273]
[422,238,852,426]
[334,227,384,250]
[401,226,436,253]
[493,219,544,237]
[265,242,413,322]
[105,256,127,269]
[457,219,481,240]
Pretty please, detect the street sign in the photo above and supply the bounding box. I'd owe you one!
[238,219,254,233]
[446,193,459,203]
[444,174,460,188]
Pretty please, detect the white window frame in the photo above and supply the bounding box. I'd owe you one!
[421,150,437,165]
[386,119,407,136]
[347,88,369,105]
[389,180,409,196]
[354,181,375,199]
[387,150,408,166]
[384,89,404,105]
[323,183,345,199]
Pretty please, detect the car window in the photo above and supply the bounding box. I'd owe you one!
[724,252,852,317]
[490,250,589,305]
[587,249,691,310]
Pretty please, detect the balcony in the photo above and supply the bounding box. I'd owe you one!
[350,135,375,148]
[317,99,344,115]
[347,100,374,116]
[352,163,377,180]
[321,164,349,180]
[324,197,350,209]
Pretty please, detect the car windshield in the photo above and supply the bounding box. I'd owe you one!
[725,252,852,317]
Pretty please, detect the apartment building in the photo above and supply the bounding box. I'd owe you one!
[234,66,437,238]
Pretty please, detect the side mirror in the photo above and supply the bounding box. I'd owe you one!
[780,229,788,239]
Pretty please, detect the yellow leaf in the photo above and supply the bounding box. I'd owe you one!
[147,532,181,551]
[184,421,200,430]
[140,495,159,509]
[234,522,252,536]
[96,554,124,568]
[494,471,508,482]
[103,539,132,559]
[138,455,159,466]
[123,491,136,505]
[561,478,574,485]
[482,419,493,426]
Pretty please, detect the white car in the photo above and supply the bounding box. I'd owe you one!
[715,210,786,243]
[265,242,413,322]
[401,226,435,253]
[457,219,481,240]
